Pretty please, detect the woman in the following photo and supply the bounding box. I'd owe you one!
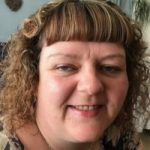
[0,0,149,149]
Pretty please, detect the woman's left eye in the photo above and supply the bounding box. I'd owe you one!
[97,65,122,75]
[55,64,77,73]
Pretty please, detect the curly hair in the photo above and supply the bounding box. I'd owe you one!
[0,0,149,141]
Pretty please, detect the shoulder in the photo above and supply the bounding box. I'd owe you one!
[0,124,11,150]
[0,118,23,150]
[122,130,141,150]
[103,130,141,150]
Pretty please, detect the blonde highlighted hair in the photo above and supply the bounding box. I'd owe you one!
[0,0,149,141]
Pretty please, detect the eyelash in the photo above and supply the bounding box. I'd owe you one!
[97,65,122,75]
[55,64,77,73]
[55,64,122,76]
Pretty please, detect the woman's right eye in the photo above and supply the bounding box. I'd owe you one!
[55,64,77,73]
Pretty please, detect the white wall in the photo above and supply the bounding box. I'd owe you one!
[143,24,150,55]
[140,0,150,54]
[0,0,50,42]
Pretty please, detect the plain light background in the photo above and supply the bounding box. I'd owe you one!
[0,0,50,42]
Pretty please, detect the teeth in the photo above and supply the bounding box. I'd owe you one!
[73,105,99,111]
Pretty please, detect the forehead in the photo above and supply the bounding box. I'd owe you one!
[40,41,125,60]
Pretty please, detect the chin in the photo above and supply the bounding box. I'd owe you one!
[67,120,109,143]
[74,134,101,143]
[70,128,103,143]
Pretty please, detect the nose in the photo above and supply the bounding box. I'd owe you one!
[77,68,104,95]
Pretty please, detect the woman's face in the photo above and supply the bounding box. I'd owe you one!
[36,41,129,145]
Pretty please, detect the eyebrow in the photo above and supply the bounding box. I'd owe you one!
[47,53,125,61]
[100,54,125,61]
[47,53,81,59]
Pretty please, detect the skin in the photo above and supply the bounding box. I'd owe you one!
[16,123,49,150]
[35,41,129,150]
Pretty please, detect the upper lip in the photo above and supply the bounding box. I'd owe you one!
[68,104,104,106]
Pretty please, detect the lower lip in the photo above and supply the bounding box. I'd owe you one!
[68,106,104,118]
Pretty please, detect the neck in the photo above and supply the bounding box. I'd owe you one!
[16,122,49,150]
[48,140,102,150]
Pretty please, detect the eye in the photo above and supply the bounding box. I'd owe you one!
[55,64,77,73]
[97,65,122,75]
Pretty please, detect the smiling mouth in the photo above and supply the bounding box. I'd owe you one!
[68,105,103,111]
[67,105,105,118]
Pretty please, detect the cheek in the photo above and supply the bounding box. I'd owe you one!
[37,80,63,109]
[107,77,129,113]
[37,76,76,105]
[36,78,66,122]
